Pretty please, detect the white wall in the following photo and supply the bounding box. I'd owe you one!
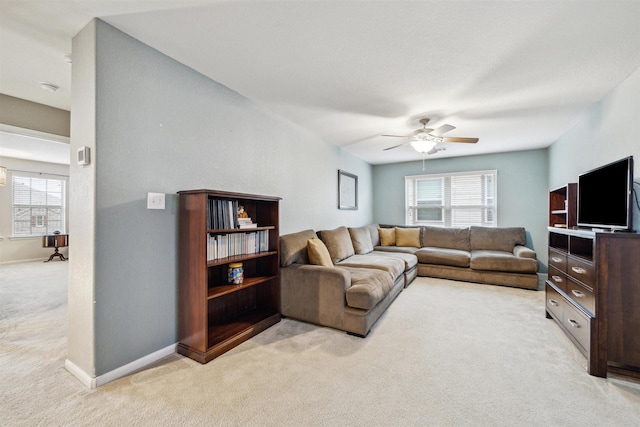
[68,20,373,379]
[549,66,640,232]
[0,157,70,263]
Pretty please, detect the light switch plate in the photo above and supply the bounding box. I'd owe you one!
[147,192,165,210]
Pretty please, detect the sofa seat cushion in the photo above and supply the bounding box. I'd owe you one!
[344,267,395,310]
[373,250,418,270]
[337,254,405,280]
[374,245,419,255]
[416,247,471,268]
[470,250,538,273]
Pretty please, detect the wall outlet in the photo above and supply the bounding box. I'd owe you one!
[147,192,165,210]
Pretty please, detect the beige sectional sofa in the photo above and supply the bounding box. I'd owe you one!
[279,224,538,337]
[375,225,540,290]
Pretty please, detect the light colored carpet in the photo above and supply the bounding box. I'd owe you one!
[2,260,640,426]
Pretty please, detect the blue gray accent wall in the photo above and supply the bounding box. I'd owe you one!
[71,20,372,377]
[372,149,549,271]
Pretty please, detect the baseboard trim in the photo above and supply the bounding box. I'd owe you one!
[0,257,49,265]
[65,359,96,388]
[65,343,177,388]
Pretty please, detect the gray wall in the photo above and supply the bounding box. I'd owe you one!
[72,21,372,376]
[549,66,640,232]
[373,149,549,271]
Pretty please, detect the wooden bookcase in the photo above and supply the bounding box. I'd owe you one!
[177,189,281,363]
[549,183,577,229]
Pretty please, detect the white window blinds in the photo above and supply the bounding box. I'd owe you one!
[405,170,497,227]
[12,174,67,236]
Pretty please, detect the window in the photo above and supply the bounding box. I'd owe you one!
[405,170,497,227]
[12,174,67,236]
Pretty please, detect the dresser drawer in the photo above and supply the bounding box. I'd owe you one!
[545,282,564,321]
[566,276,595,315]
[562,302,590,355]
[548,266,567,293]
[549,249,567,273]
[567,256,595,288]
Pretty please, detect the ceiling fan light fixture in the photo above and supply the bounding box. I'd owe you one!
[409,139,437,153]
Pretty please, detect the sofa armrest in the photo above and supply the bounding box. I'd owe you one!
[513,245,536,259]
[280,264,350,327]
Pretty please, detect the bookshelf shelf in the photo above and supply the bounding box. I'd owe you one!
[207,275,279,299]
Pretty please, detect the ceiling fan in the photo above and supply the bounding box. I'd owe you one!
[383,118,479,155]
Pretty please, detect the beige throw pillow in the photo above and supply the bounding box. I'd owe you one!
[307,237,333,267]
[378,228,396,246]
[395,227,421,248]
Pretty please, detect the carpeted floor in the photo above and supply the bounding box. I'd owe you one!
[2,260,640,426]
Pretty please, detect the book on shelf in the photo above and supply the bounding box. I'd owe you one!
[207,199,239,230]
[238,217,257,229]
[207,229,270,261]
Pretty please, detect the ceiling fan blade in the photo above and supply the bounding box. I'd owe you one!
[442,137,479,143]
[381,134,410,138]
[383,142,409,151]
[430,124,456,136]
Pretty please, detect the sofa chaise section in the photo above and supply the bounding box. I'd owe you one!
[279,228,407,337]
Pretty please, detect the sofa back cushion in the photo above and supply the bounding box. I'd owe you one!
[318,226,356,263]
[395,227,421,248]
[348,226,374,254]
[280,229,318,267]
[367,224,381,247]
[307,237,334,266]
[422,226,470,251]
[470,226,526,252]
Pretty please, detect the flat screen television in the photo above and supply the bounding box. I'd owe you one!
[577,156,634,231]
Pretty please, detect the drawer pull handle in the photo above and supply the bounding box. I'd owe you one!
[568,318,581,328]
[548,299,559,306]
[571,267,587,275]
[552,276,563,283]
[551,257,562,263]
[571,289,585,298]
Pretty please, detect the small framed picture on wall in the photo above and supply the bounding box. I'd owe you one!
[338,169,358,210]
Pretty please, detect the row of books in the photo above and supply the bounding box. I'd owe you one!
[207,199,240,230]
[207,230,270,261]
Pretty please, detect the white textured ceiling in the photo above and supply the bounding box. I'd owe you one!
[1,1,640,165]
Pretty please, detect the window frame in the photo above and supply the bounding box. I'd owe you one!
[11,171,69,238]
[405,169,498,228]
